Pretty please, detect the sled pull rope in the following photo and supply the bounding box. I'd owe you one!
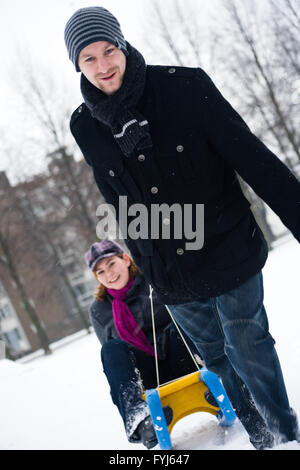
[149,285,201,391]
[164,304,201,372]
[149,285,161,389]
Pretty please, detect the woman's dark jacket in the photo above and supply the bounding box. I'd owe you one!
[71,66,300,304]
[89,273,172,359]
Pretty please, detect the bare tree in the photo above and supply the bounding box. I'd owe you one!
[141,0,213,69]
[205,0,300,243]
[141,0,285,245]
[213,0,300,170]
[17,188,92,334]
[8,51,99,243]
[0,180,52,355]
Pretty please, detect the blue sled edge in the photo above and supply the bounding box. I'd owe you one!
[200,367,236,427]
[145,389,173,450]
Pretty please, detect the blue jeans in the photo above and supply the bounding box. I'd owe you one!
[100,326,196,441]
[167,271,298,446]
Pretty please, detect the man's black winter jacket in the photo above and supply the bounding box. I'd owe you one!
[70,66,300,304]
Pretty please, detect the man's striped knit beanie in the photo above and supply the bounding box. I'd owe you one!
[64,6,128,72]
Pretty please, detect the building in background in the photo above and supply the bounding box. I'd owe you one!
[0,151,104,359]
[0,281,31,357]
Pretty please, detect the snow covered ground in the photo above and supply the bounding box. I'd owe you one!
[1,235,300,451]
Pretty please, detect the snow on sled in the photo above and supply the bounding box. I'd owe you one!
[144,368,236,450]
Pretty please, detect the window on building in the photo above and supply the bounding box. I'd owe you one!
[3,328,22,351]
[0,303,14,319]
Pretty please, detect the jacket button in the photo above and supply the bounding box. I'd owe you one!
[176,145,184,152]
[176,248,184,255]
[109,170,115,177]
[151,186,158,194]
[168,67,176,74]
[138,154,145,162]
[163,218,170,225]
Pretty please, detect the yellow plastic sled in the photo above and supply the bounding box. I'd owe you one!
[144,288,236,449]
[143,368,236,449]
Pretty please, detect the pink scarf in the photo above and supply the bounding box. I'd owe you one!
[107,277,156,357]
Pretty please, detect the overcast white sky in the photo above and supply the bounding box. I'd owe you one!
[0,0,150,112]
[0,0,215,102]
[0,0,216,179]
[0,0,147,63]
[0,0,151,176]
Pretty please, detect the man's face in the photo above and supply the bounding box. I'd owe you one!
[78,41,126,95]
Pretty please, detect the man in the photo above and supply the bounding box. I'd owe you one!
[64,7,300,449]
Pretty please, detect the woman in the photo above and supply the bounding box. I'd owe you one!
[85,240,197,449]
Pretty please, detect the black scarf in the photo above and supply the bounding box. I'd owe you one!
[80,42,152,158]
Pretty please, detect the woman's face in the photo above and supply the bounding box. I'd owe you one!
[94,254,131,290]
